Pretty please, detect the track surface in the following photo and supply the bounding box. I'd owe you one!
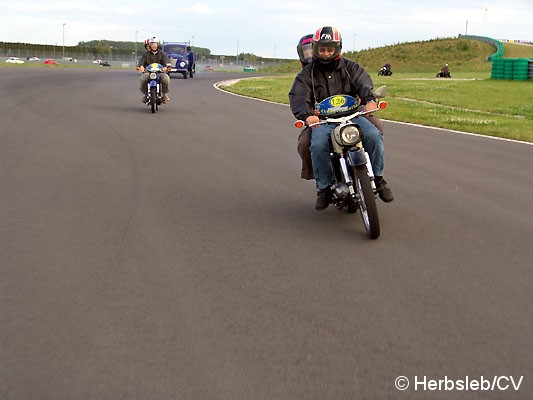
[1,68,532,399]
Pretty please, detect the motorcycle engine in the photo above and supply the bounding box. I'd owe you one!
[333,183,350,201]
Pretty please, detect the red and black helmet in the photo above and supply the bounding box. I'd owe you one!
[312,26,342,63]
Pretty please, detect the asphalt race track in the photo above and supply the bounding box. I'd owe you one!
[1,67,532,399]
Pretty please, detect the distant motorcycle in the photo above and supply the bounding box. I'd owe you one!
[378,66,393,76]
[294,87,389,239]
[143,63,168,113]
[436,70,451,78]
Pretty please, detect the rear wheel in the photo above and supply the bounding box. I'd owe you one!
[353,165,380,239]
[150,86,156,113]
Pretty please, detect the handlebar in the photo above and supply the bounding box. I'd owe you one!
[294,101,388,129]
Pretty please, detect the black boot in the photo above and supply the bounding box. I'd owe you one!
[375,176,394,203]
[315,187,332,210]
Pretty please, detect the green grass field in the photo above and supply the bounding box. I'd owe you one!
[221,38,533,142]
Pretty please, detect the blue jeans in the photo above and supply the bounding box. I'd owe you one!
[310,116,385,190]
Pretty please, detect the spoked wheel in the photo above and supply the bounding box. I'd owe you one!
[150,86,157,113]
[353,165,380,239]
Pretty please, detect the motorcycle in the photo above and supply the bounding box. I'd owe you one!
[294,87,388,239]
[143,63,168,113]
[436,70,451,78]
[378,66,393,76]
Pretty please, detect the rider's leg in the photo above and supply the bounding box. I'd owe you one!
[139,74,149,94]
[310,124,334,190]
[297,127,314,180]
[160,74,170,94]
[355,116,384,177]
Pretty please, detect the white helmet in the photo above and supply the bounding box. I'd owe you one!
[149,37,160,46]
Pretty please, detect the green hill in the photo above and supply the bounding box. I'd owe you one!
[500,41,533,58]
[343,37,496,73]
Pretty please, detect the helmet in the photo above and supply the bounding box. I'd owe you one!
[149,37,160,45]
[312,26,342,63]
[297,34,314,67]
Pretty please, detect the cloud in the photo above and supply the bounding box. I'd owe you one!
[184,3,214,15]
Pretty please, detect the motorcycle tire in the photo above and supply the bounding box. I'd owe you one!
[353,165,380,239]
[150,86,157,113]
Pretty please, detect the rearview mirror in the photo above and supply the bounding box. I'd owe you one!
[373,86,387,99]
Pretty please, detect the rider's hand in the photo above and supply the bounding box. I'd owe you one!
[162,67,168,72]
[365,101,378,115]
[306,115,320,127]
[138,66,145,73]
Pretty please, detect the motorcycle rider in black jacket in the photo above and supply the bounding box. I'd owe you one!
[289,26,393,210]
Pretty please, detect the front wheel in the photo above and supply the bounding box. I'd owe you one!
[353,165,380,239]
[150,86,157,113]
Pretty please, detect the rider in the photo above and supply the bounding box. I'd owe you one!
[381,60,392,75]
[137,37,171,104]
[296,34,385,181]
[295,34,315,180]
[289,26,394,210]
[441,63,450,77]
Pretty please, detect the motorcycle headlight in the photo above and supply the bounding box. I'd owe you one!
[149,72,157,79]
[338,124,361,146]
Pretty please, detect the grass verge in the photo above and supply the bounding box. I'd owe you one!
[220,73,533,142]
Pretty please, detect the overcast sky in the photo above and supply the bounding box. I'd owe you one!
[2,1,531,59]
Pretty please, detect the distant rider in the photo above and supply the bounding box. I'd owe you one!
[381,61,392,75]
[289,26,394,210]
[137,37,171,104]
[438,63,451,78]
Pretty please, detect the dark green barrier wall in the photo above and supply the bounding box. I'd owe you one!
[491,57,532,80]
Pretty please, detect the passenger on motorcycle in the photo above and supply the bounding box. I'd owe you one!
[295,34,316,180]
[137,37,171,104]
[289,26,394,210]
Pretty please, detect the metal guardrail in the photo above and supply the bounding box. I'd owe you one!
[458,34,504,60]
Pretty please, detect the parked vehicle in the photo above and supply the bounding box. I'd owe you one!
[6,57,24,64]
[293,87,389,239]
[162,41,197,79]
[43,59,59,65]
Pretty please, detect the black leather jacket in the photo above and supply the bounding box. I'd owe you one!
[289,58,376,121]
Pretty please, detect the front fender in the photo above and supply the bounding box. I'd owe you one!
[347,149,367,167]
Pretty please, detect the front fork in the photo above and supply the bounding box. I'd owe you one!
[148,81,161,101]
[343,149,376,198]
